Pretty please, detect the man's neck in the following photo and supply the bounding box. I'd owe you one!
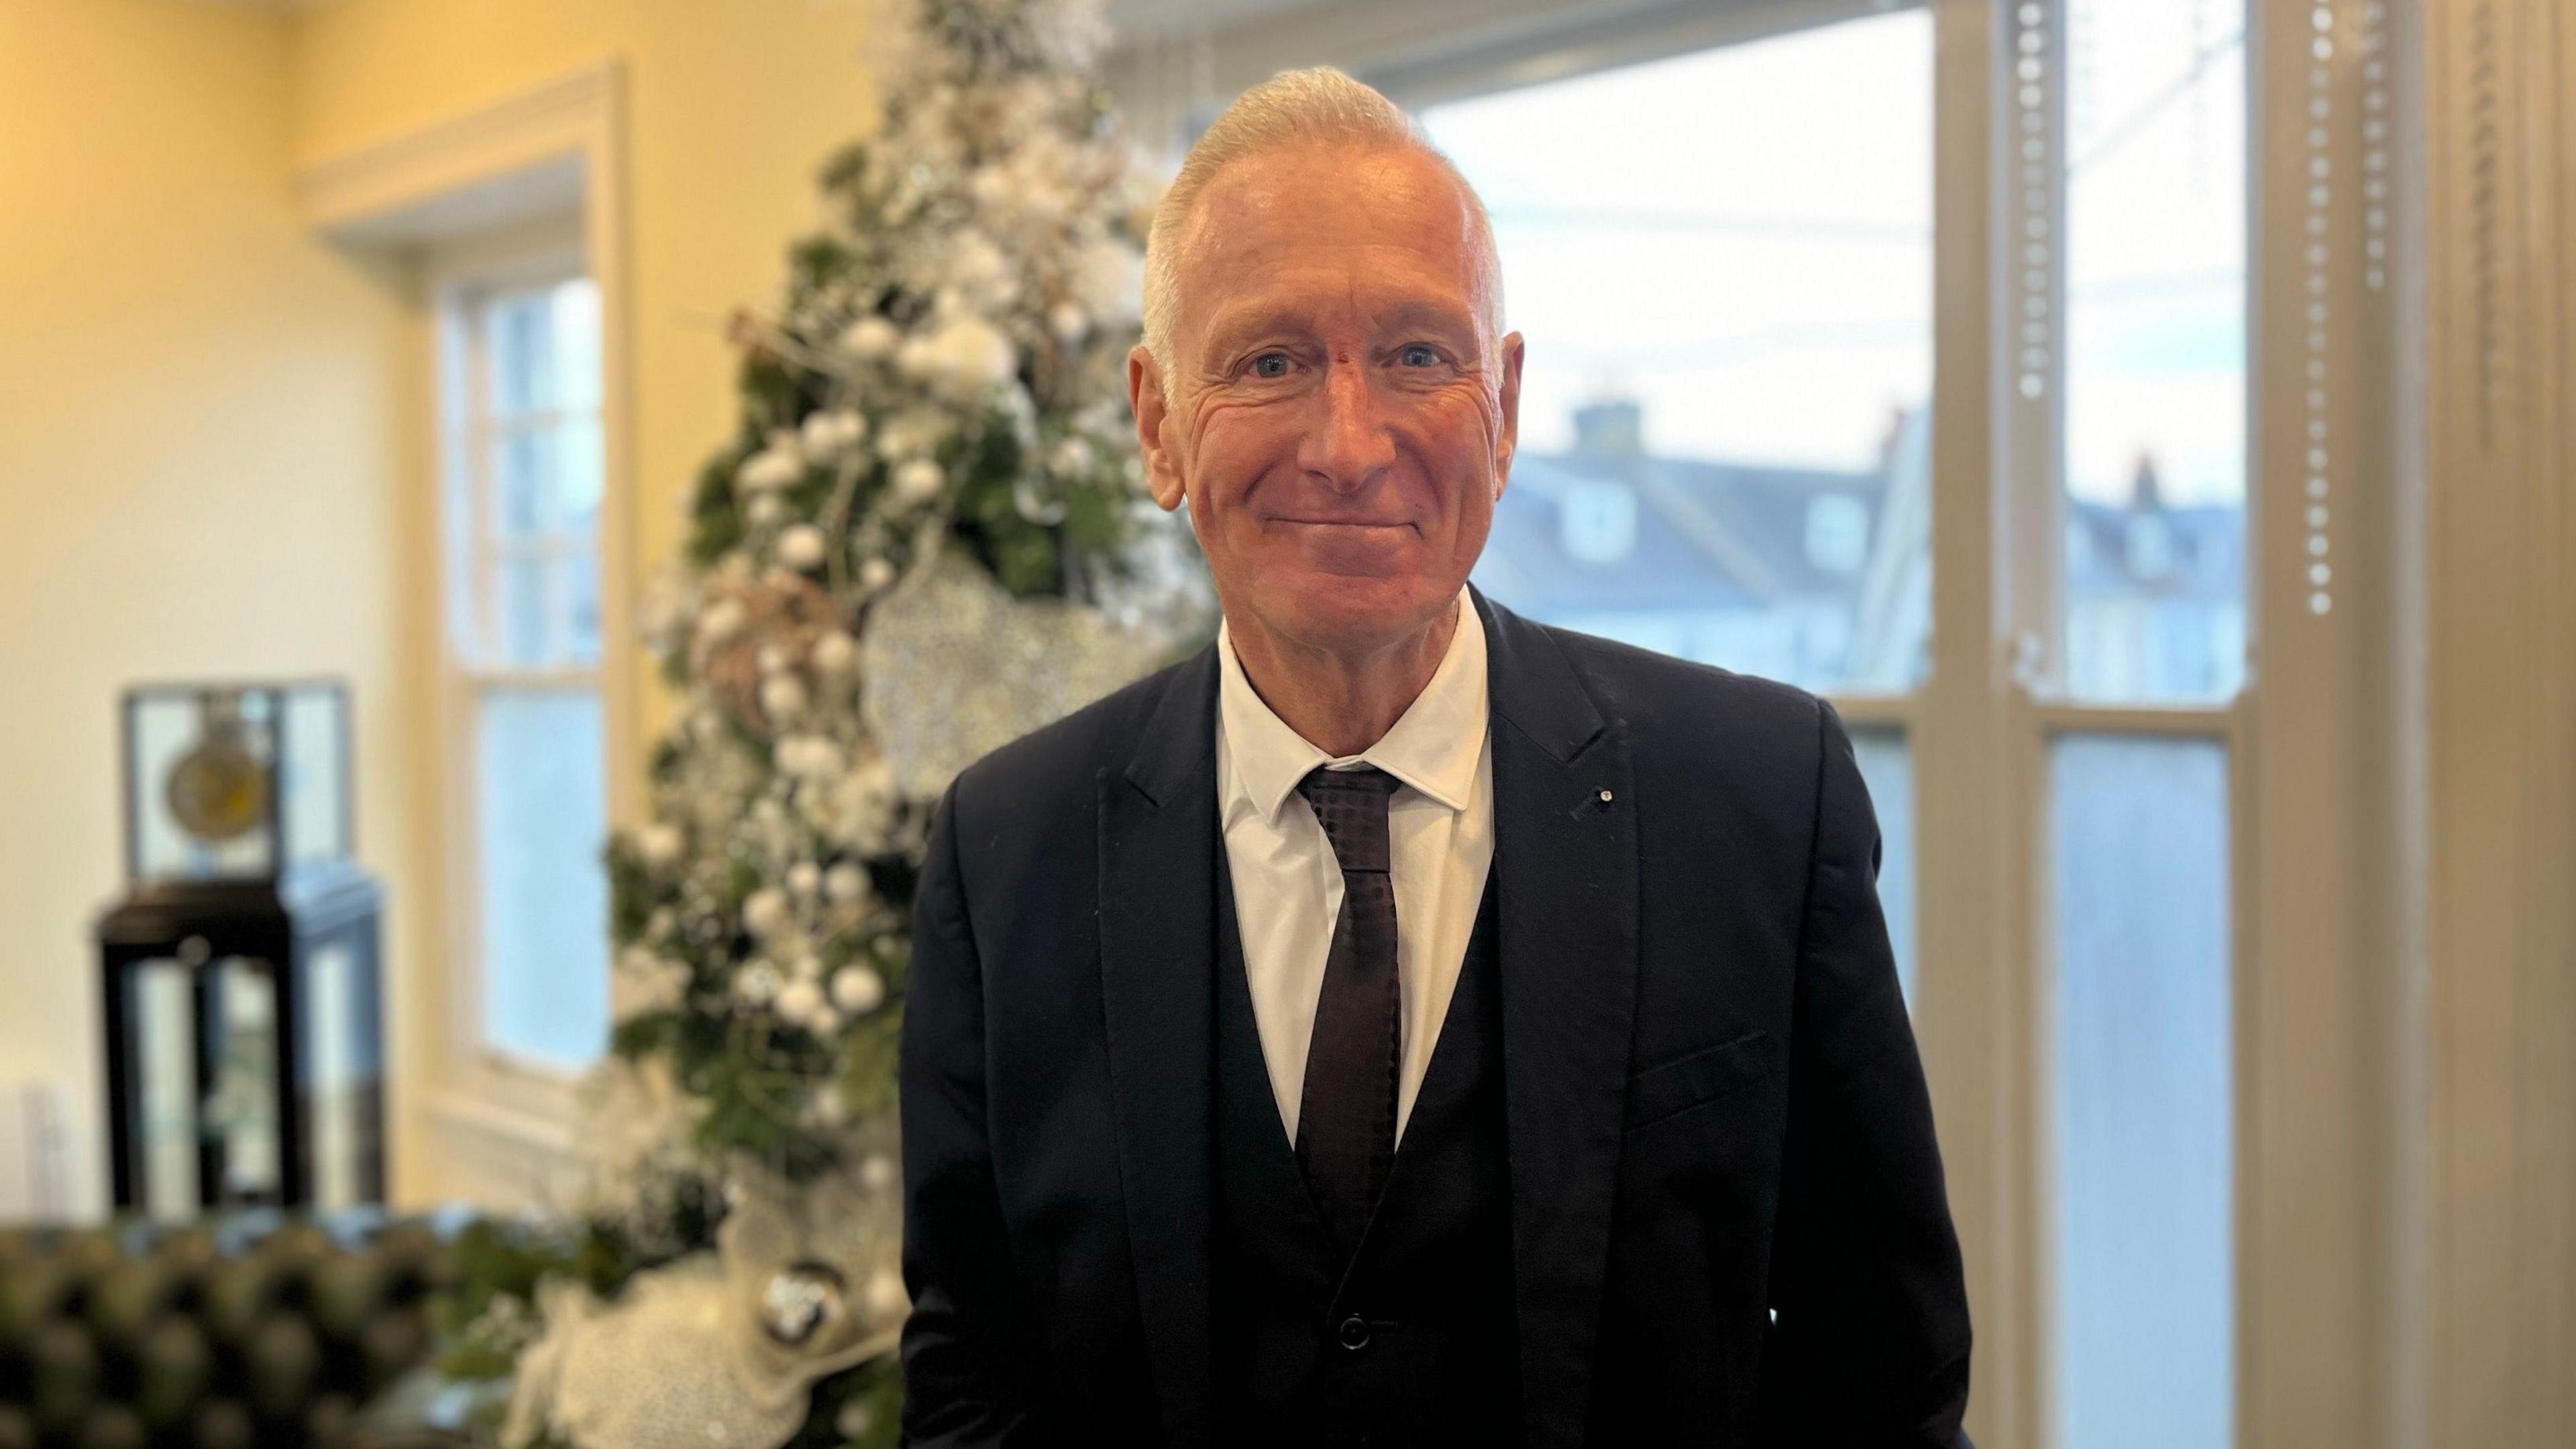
[1228,594,1460,759]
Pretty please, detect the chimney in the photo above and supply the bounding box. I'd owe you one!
[2129,451,2164,511]
[1572,398,1644,458]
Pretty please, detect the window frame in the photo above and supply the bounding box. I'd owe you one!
[425,216,613,1127]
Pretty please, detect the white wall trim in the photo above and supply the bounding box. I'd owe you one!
[297,64,619,244]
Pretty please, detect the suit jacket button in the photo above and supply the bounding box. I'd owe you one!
[1337,1314,1371,1350]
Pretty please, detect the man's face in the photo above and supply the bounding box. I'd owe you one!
[1129,143,1523,657]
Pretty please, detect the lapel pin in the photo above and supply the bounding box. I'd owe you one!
[1597,788,1615,803]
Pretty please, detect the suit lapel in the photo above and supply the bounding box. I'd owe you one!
[1475,586,1642,1448]
[1095,643,1220,1447]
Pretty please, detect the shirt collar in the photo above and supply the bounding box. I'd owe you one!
[1218,584,1489,826]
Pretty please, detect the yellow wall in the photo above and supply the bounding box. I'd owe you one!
[0,0,888,1212]
[0,0,421,1217]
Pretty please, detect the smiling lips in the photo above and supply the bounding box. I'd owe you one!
[1279,517,1409,531]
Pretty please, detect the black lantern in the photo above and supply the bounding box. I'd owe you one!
[94,680,386,1218]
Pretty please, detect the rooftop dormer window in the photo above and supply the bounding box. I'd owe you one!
[1561,478,1638,564]
[1805,493,1870,575]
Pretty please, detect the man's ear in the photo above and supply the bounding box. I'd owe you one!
[1493,329,1525,499]
[1126,345,1187,512]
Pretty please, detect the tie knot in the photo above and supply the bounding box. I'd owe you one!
[1297,765,1399,874]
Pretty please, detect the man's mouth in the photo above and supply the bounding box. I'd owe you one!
[1278,518,1409,531]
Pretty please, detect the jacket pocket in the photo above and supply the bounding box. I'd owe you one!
[1623,1029,1774,1132]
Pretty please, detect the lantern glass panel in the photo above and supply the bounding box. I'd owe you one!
[208,959,283,1204]
[130,690,277,881]
[280,684,350,867]
[301,936,377,1210]
[131,961,201,1222]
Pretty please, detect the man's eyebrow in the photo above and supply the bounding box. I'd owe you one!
[1373,299,1479,335]
[1198,303,1308,360]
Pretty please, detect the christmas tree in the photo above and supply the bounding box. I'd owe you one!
[437,2,1201,1444]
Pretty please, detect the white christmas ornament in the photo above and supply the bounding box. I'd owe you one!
[775,977,826,1030]
[809,629,859,676]
[822,861,871,906]
[830,965,885,1016]
[798,407,867,458]
[758,673,808,723]
[806,1087,849,1128]
[773,735,840,781]
[941,229,1018,307]
[873,407,950,462]
[733,961,782,1008]
[735,437,804,494]
[636,823,686,869]
[695,597,748,645]
[899,313,1017,397]
[892,457,945,502]
[741,888,792,940]
[1070,235,1144,324]
[773,524,828,571]
[841,314,900,361]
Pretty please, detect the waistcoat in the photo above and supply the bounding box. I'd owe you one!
[1209,850,1521,1447]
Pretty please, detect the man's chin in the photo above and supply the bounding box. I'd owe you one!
[1249,573,1454,653]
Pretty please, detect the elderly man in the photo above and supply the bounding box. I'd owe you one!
[900,66,1972,1448]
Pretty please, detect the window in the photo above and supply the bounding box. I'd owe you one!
[2057,0,2248,703]
[433,228,610,1075]
[1423,7,1933,993]
[2016,1,2247,1440]
[2047,734,2233,1449]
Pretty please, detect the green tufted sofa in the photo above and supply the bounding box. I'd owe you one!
[0,1212,472,1449]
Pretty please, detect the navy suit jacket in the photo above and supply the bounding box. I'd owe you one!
[899,584,1974,1446]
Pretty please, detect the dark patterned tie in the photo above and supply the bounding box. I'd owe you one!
[1294,763,1404,1256]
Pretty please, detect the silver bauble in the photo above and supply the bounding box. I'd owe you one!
[757,1261,848,1348]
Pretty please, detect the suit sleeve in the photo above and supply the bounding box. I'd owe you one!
[899,777,1035,1445]
[1754,700,1976,1448]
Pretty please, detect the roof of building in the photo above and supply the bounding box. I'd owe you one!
[1472,447,1886,615]
[1476,411,2242,615]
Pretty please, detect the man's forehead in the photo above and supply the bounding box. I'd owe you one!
[1175,143,1487,343]
[1185,143,1479,256]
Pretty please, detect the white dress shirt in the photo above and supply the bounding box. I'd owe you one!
[1214,586,1497,1146]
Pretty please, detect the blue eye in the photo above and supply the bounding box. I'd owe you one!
[1399,344,1442,367]
[1250,353,1291,378]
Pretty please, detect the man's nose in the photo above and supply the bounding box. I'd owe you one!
[1299,358,1397,494]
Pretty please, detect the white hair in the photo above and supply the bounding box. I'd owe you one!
[1139,66,1505,378]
